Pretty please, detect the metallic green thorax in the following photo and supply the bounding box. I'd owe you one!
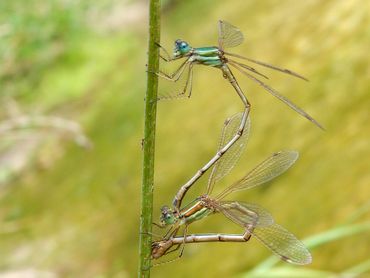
[173,40,223,67]
[192,47,223,67]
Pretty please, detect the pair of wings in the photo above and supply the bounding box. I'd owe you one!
[205,113,311,265]
[215,199,311,265]
[206,112,298,199]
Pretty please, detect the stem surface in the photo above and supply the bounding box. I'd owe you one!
[138,0,160,277]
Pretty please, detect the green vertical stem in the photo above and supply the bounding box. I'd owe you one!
[139,0,161,277]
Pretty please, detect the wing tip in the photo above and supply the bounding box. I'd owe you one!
[272,150,299,161]
[282,253,312,265]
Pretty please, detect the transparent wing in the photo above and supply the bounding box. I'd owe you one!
[227,58,269,80]
[252,223,312,265]
[218,201,274,228]
[216,151,298,199]
[225,51,308,81]
[218,20,244,51]
[228,62,324,130]
[206,113,251,195]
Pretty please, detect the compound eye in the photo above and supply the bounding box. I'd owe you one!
[175,40,182,47]
[181,42,187,49]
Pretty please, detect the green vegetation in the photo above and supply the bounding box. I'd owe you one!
[139,0,161,276]
[0,0,369,277]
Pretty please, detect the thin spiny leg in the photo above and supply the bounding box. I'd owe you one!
[155,42,177,62]
[179,225,189,258]
[140,231,166,240]
[157,58,190,82]
[149,243,181,268]
[151,233,184,267]
[150,244,182,267]
[158,63,194,101]
[186,64,194,98]
[152,222,164,228]
[160,243,181,257]
[153,44,196,101]
[161,225,174,239]
[164,225,180,240]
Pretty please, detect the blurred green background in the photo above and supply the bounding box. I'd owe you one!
[0,0,369,277]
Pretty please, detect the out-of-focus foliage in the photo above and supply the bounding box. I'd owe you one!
[0,0,369,277]
[0,0,88,98]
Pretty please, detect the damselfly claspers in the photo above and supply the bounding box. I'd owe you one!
[157,20,323,211]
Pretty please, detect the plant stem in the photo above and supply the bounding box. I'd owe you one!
[138,0,160,277]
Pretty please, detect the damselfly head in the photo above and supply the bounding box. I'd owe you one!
[160,205,176,226]
[174,39,191,57]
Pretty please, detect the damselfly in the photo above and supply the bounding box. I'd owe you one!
[153,113,311,264]
[157,20,323,210]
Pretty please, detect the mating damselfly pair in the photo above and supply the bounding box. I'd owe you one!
[150,20,319,266]
[151,113,311,265]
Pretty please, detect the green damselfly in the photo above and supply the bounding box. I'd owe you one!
[153,113,311,265]
[157,20,323,211]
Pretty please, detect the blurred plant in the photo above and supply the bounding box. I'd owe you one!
[0,0,89,98]
[139,0,161,276]
[0,98,90,186]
